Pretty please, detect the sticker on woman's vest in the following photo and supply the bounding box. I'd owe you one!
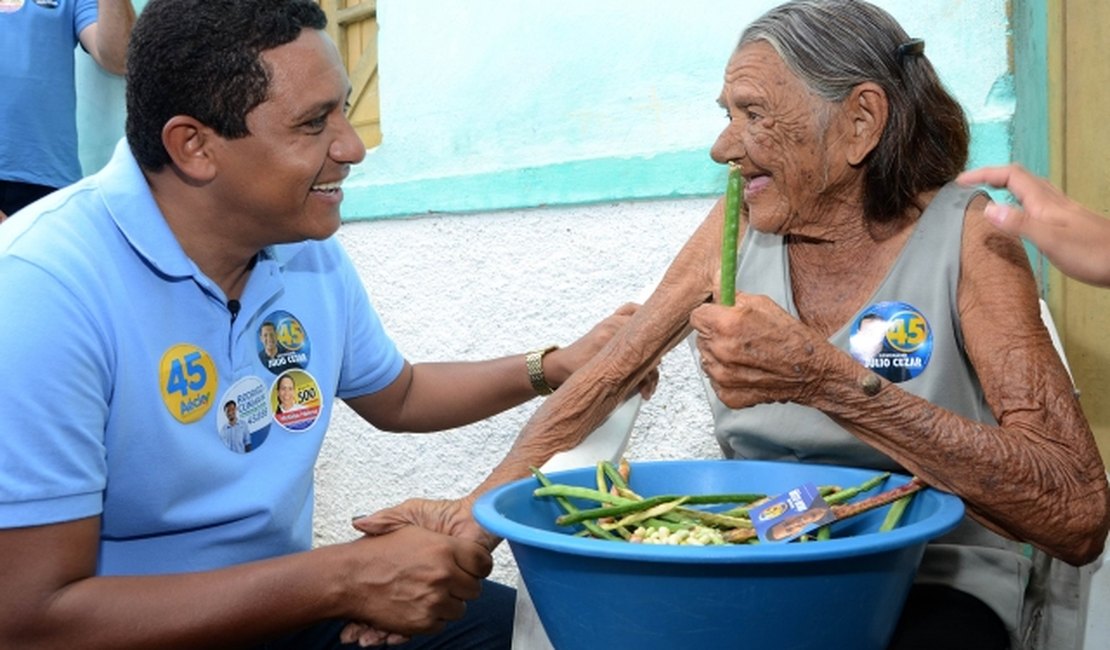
[271,370,322,432]
[848,301,932,383]
[257,310,311,374]
[159,343,217,423]
[216,376,274,453]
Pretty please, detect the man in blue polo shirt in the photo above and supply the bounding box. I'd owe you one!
[0,0,135,219]
[0,0,643,647]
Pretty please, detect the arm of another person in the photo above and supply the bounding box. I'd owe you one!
[77,0,136,76]
[343,302,645,435]
[691,194,1110,566]
[958,163,1110,288]
[351,200,725,543]
[0,516,492,649]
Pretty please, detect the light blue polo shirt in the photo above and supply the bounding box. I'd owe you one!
[0,139,405,574]
[0,0,99,187]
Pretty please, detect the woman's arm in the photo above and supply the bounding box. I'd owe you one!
[468,199,728,496]
[691,194,1110,565]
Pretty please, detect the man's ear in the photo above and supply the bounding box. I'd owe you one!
[161,116,218,183]
[844,82,888,166]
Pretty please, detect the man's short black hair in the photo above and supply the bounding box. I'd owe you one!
[125,0,328,171]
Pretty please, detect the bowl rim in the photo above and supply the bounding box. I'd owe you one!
[473,459,966,564]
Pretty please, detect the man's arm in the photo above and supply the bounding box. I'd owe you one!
[345,303,642,433]
[0,516,491,649]
[77,0,137,76]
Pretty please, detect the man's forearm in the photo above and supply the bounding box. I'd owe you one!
[3,540,349,650]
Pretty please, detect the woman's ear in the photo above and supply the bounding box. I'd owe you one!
[844,82,888,166]
[160,116,218,183]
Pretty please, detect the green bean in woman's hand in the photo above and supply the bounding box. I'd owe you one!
[720,163,743,306]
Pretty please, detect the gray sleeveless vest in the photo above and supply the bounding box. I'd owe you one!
[707,182,1037,643]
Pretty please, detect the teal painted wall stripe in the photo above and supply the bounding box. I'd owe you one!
[1011,0,1051,290]
[341,121,1013,222]
[341,147,722,221]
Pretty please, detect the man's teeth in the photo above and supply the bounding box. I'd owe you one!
[312,181,342,191]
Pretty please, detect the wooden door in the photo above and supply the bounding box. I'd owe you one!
[319,0,381,149]
[1048,0,1110,464]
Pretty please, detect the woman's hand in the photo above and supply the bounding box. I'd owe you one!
[690,293,829,409]
[352,497,497,550]
[957,163,1110,287]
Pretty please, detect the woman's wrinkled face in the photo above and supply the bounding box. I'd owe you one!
[711,41,850,237]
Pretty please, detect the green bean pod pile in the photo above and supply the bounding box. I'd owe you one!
[530,459,921,545]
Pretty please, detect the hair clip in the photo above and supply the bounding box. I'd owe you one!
[897,38,925,58]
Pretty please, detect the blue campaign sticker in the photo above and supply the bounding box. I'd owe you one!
[257,310,311,375]
[847,301,933,383]
[750,482,836,543]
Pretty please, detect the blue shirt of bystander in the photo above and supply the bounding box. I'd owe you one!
[0,0,98,189]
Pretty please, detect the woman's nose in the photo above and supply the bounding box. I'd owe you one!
[710,126,742,165]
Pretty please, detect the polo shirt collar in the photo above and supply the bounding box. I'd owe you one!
[98,139,307,278]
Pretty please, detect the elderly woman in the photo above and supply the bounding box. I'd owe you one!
[360,1,1110,648]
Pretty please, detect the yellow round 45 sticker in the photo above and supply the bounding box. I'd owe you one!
[160,343,218,423]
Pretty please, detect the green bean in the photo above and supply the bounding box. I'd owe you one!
[554,494,684,526]
[533,484,635,507]
[879,494,915,532]
[601,460,630,491]
[529,467,621,541]
[824,473,890,505]
[719,163,743,306]
[674,507,754,530]
[604,498,690,530]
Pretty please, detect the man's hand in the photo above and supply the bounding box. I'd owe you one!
[341,501,495,646]
[336,524,492,646]
[546,302,659,399]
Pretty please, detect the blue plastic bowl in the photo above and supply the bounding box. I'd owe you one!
[474,459,964,650]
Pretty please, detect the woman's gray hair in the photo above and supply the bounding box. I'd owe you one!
[739,0,969,222]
